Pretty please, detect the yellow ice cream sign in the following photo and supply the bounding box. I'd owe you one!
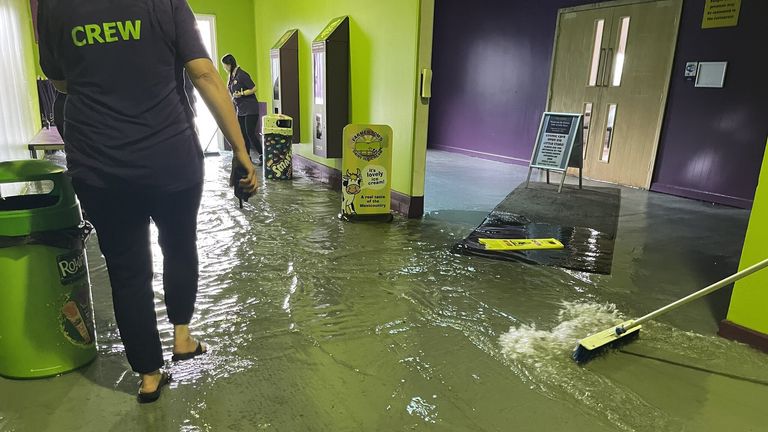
[341,125,393,220]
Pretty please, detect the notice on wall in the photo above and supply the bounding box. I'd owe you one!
[702,0,741,29]
[341,124,393,219]
[530,113,581,171]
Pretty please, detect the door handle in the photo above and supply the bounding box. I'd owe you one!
[603,48,614,87]
[596,48,607,87]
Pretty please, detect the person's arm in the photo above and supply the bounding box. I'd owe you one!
[234,86,257,98]
[185,58,257,192]
[234,71,258,99]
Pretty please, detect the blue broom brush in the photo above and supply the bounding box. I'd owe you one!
[572,257,768,364]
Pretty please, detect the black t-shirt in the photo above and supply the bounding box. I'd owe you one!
[228,68,260,117]
[38,0,209,191]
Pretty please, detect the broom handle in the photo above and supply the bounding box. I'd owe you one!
[625,257,768,332]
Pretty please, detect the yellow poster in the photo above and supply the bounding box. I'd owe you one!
[341,124,393,220]
[702,0,741,29]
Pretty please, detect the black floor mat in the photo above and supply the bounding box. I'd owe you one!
[453,183,621,274]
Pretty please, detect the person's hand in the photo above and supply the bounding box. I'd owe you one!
[235,150,258,193]
[233,90,243,99]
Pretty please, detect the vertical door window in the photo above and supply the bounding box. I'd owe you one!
[582,102,593,159]
[611,17,631,87]
[601,104,617,162]
[588,19,605,86]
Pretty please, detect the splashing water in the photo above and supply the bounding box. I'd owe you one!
[499,301,623,361]
[499,301,676,432]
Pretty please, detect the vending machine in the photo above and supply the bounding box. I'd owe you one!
[312,16,349,159]
[270,29,300,143]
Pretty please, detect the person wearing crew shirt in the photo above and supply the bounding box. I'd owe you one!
[38,0,258,403]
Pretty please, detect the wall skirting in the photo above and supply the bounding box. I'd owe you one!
[650,183,753,209]
[392,190,424,219]
[429,145,530,166]
[718,320,768,354]
[292,154,424,218]
[292,154,342,190]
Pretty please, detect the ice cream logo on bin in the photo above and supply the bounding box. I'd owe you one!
[61,298,93,346]
[57,250,86,285]
[351,128,384,162]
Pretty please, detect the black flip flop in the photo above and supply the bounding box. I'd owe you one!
[137,372,171,404]
[171,342,206,362]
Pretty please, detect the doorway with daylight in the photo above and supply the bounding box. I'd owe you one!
[193,14,222,154]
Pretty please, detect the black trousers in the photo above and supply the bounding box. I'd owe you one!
[73,180,203,374]
[238,114,262,156]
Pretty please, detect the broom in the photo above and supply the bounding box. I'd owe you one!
[572,257,768,364]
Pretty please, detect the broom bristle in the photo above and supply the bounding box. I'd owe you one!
[572,329,640,364]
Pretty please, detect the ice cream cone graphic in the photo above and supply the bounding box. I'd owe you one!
[62,301,91,344]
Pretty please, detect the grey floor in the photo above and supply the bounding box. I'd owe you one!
[0,150,764,431]
[424,149,752,334]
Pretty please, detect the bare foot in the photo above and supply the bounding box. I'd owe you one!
[172,325,207,356]
[140,370,163,393]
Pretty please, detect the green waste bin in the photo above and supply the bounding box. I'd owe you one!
[262,114,293,180]
[0,160,96,379]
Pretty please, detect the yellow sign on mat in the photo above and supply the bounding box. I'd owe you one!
[702,0,741,29]
[479,238,565,251]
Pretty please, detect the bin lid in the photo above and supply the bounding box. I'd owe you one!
[0,159,65,182]
[262,114,293,136]
[0,160,82,237]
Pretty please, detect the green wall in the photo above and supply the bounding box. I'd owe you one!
[253,0,423,196]
[188,0,257,81]
[726,138,768,335]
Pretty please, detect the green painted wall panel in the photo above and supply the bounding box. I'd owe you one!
[188,0,258,82]
[727,138,768,335]
[252,0,421,195]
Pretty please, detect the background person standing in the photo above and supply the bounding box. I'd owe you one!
[221,54,263,165]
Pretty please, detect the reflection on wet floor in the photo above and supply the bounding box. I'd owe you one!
[1,154,767,431]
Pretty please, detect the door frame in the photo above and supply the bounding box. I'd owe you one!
[545,0,683,189]
[193,14,223,150]
[194,14,219,62]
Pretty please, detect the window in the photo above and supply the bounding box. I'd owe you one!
[601,104,617,163]
[0,0,36,167]
[588,19,605,87]
[582,102,593,159]
[611,17,630,87]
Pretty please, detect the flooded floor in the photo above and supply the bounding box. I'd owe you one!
[2,151,768,431]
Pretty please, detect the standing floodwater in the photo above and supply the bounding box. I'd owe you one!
[1,156,767,431]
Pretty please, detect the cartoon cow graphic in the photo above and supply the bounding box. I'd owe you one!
[342,168,362,215]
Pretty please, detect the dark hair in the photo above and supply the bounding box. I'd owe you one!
[221,54,238,73]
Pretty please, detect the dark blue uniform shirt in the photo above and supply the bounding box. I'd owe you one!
[38,0,209,191]
[228,68,260,117]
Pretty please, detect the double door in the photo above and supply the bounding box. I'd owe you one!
[548,0,681,188]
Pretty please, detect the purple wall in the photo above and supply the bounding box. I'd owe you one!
[428,0,585,164]
[651,0,768,207]
[429,0,767,207]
